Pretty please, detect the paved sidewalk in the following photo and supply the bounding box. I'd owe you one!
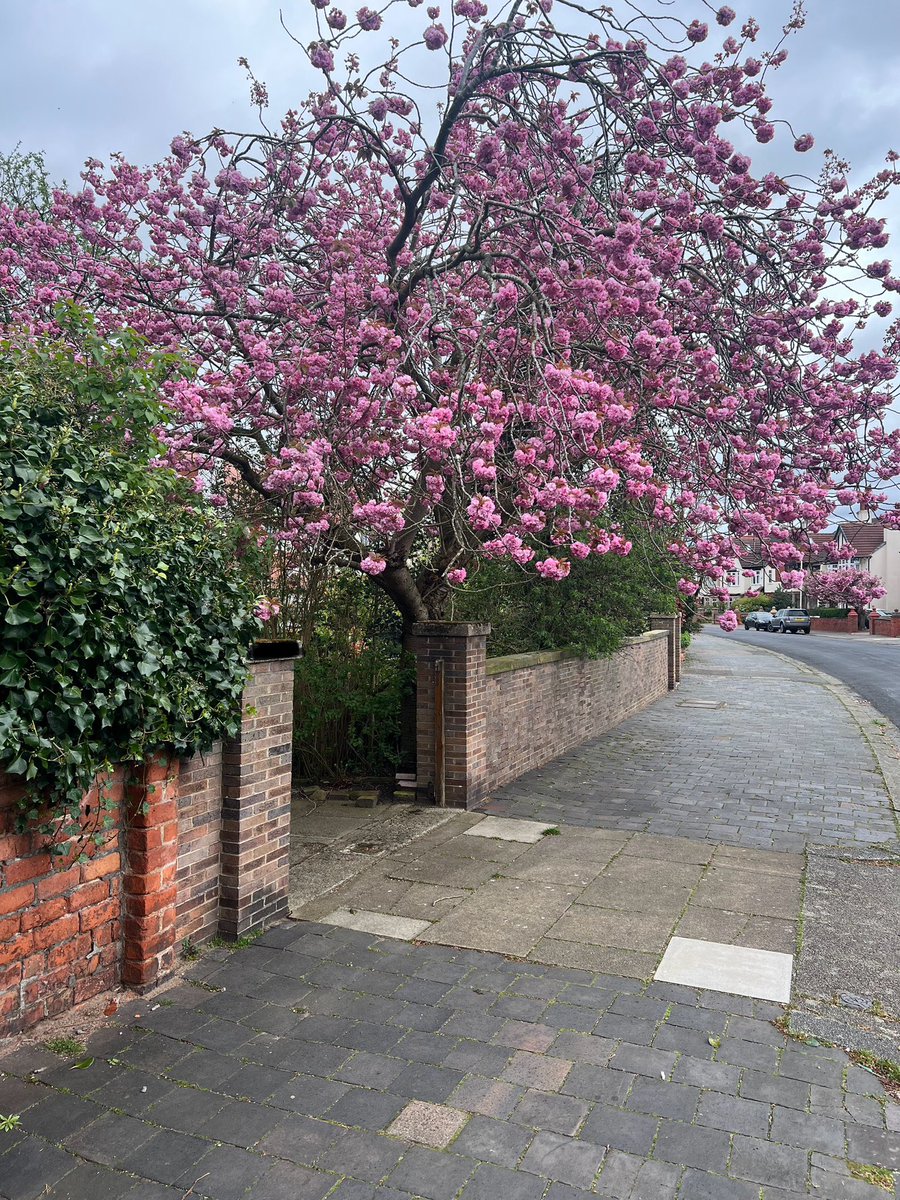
[294,816,804,979]
[2,632,899,1198]
[2,921,898,1200]
[480,633,899,851]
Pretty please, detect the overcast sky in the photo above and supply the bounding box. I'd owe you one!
[2,0,898,191]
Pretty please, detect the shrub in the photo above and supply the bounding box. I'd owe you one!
[0,312,261,846]
[292,573,413,781]
[454,517,677,658]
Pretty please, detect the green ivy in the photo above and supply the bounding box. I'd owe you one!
[0,311,261,847]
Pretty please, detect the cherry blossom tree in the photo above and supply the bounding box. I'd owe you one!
[2,0,900,629]
[807,566,887,610]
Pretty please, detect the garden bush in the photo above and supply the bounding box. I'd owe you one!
[292,573,413,781]
[0,312,261,846]
[453,517,677,658]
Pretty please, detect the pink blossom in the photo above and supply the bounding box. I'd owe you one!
[356,6,382,29]
[310,43,335,71]
[686,21,708,43]
[254,599,281,622]
[424,23,448,49]
[779,570,806,590]
[718,610,739,632]
[447,567,467,584]
[794,133,814,152]
[716,6,735,25]
[535,557,571,580]
[360,555,387,576]
[466,494,501,531]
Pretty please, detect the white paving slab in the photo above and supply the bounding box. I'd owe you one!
[464,816,556,844]
[654,936,793,1003]
[319,908,432,941]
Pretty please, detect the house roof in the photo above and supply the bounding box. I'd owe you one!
[837,522,886,557]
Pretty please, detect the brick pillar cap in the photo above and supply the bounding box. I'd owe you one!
[411,621,491,637]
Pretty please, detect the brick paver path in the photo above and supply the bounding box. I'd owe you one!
[479,633,899,851]
[2,921,898,1200]
[3,632,899,1198]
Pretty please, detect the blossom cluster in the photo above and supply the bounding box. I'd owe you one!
[1,0,899,619]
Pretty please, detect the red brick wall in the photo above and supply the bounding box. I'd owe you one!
[412,625,671,808]
[1,654,298,1037]
[0,769,124,1034]
[122,758,179,991]
[411,624,490,810]
[871,616,900,637]
[813,614,859,634]
[484,632,669,792]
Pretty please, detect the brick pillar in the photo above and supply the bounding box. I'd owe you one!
[218,652,297,940]
[650,613,681,689]
[411,623,490,810]
[122,756,179,991]
[870,609,878,635]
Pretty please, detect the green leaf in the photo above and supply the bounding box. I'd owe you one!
[5,604,38,625]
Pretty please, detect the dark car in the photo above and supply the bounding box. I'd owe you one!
[770,608,811,634]
[744,610,774,630]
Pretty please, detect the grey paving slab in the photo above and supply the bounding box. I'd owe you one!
[546,906,676,954]
[500,830,626,886]
[419,879,581,956]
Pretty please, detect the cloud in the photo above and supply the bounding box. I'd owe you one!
[3,0,898,189]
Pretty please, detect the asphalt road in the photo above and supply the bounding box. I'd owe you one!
[705,624,900,732]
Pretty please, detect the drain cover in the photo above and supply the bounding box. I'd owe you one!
[676,699,726,709]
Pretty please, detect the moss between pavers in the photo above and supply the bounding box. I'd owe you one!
[848,1160,895,1190]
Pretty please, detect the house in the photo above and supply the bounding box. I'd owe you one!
[725,538,793,600]
[711,522,900,609]
[825,521,900,612]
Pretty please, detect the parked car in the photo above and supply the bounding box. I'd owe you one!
[769,608,811,634]
[864,608,891,629]
[744,610,775,630]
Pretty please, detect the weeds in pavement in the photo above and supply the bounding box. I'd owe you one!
[848,1161,894,1190]
[45,1037,86,1057]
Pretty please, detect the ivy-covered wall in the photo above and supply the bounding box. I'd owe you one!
[0,656,297,1038]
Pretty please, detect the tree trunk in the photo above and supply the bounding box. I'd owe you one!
[370,561,460,780]
[372,563,429,632]
[370,563,428,776]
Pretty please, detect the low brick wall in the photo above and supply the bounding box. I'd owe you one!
[871,616,900,637]
[812,614,859,634]
[412,621,677,808]
[0,769,125,1033]
[484,632,669,791]
[0,655,296,1037]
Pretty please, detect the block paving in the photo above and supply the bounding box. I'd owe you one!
[480,636,898,851]
[1,919,898,1199]
[2,634,899,1197]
